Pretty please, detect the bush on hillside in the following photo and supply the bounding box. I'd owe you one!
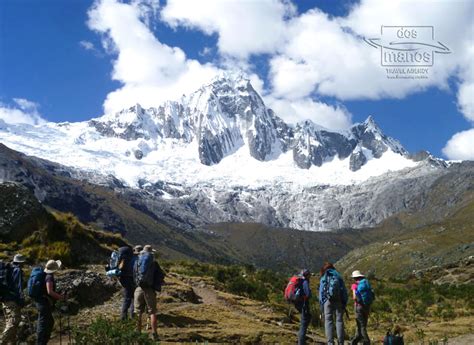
[73,317,153,345]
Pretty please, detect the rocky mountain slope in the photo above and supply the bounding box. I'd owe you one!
[0,73,446,233]
[336,163,474,279]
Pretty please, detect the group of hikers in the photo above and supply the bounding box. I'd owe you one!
[0,244,163,344]
[105,244,165,340]
[0,247,404,345]
[286,262,377,345]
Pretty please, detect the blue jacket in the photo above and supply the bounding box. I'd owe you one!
[4,264,24,306]
[319,268,348,307]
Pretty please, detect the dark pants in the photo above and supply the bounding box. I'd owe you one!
[119,276,135,320]
[350,304,370,345]
[296,302,312,345]
[36,300,54,345]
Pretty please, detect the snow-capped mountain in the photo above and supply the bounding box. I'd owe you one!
[0,73,414,188]
[0,72,453,232]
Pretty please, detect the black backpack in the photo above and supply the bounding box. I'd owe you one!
[118,246,133,276]
[152,262,166,292]
[383,332,404,345]
[0,261,13,300]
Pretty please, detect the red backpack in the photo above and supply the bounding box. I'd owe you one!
[284,275,303,303]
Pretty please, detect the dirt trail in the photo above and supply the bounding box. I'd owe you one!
[45,273,326,344]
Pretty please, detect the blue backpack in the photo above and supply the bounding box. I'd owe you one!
[326,272,342,303]
[134,252,154,288]
[109,251,120,270]
[28,267,46,300]
[356,278,375,306]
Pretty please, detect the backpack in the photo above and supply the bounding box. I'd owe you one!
[109,250,120,271]
[0,261,12,300]
[152,262,166,292]
[325,271,342,303]
[284,275,304,303]
[118,246,134,276]
[134,252,154,288]
[356,278,375,306]
[27,267,47,300]
[383,332,404,345]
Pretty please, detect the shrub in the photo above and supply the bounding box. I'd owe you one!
[73,317,153,345]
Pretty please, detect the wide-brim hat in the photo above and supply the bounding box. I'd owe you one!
[142,245,156,253]
[13,254,27,263]
[44,260,62,274]
[351,270,365,279]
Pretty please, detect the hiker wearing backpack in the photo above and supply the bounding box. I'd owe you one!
[319,262,348,345]
[134,245,165,341]
[383,325,404,345]
[0,254,27,345]
[350,270,374,345]
[294,269,312,345]
[29,260,65,345]
[117,246,135,320]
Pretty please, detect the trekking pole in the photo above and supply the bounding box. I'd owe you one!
[68,312,72,345]
[59,309,62,345]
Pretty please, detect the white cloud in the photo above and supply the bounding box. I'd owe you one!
[267,97,352,130]
[0,98,46,126]
[87,0,221,114]
[87,0,473,158]
[161,0,295,59]
[442,129,474,160]
[79,40,95,51]
[457,82,474,123]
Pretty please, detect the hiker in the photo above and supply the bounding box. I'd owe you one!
[319,262,348,345]
[134,245,165,341]
[383,325,404,345]
[0,254,27,345]
[31,260,65,345]
[350,270,374,345]
[117,245,135,320]
[295,269,312,345]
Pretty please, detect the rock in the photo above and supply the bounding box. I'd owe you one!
[0,182,50,241]
[55,270,121,312]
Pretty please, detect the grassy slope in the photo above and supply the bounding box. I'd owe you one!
[337,197,474,279]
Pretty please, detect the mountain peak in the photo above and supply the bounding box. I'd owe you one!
[211,70,249,85]
[362,115,381,132]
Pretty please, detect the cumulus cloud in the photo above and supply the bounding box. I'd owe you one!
[87,0,221,114]
[443,129,474,160]
[0,98,46,126]
[161,0,295,59]
[88,0,473,154]
[267,97,352,130]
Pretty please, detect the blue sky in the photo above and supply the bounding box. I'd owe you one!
[0,0,472,159]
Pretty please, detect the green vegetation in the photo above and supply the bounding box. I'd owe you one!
[171,260,288,302]
[2,211,127,267]
[369,278,473,325]
[73,317,153,345]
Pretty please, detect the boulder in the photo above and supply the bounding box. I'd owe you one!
[0,182,50,241]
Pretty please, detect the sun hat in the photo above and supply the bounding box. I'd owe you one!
[351,270,365,279]
[133,245,143,254]
[13,254,27,263]
[142,245,156,253]
[44,260,62,274]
